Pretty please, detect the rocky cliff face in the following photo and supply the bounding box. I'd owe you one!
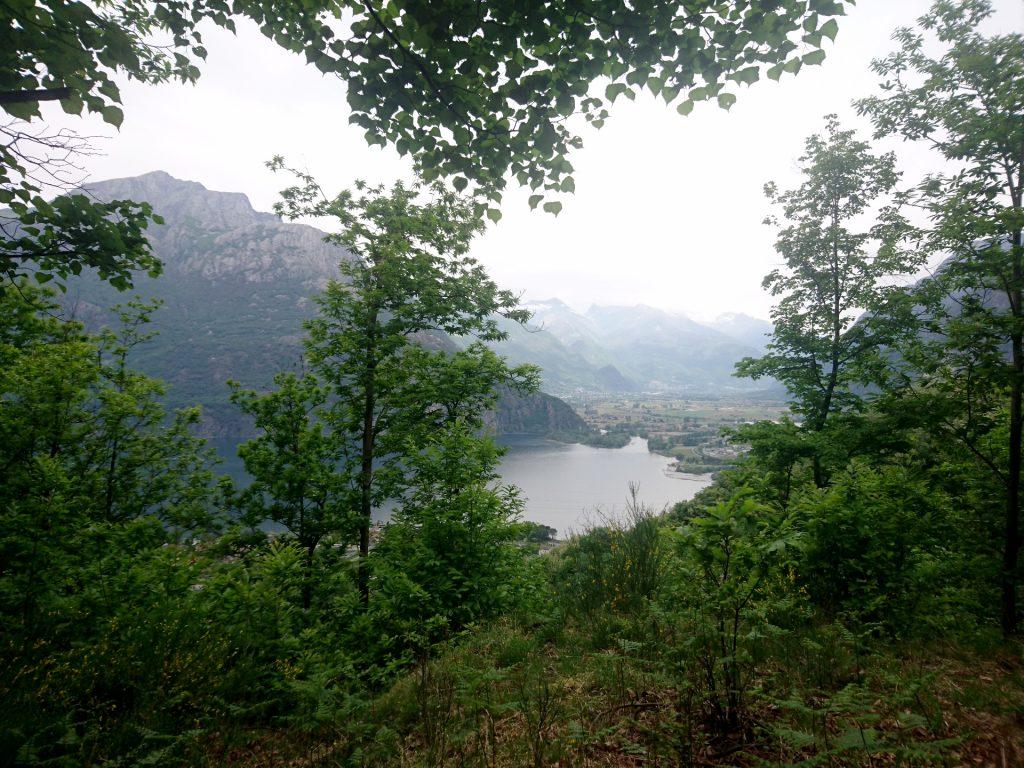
[68,171,590,440]
[83,170,348,286]
[487,387,589,435]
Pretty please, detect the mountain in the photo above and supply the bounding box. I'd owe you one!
[487,387,589,435]
[482,314,639,394]
[485,300,777,396]
[584,304,763,392]
[65,171,589,439]
[708,312,773,352]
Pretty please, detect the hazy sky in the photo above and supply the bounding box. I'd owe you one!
[41,0,1024,321]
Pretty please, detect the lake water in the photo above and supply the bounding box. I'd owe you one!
[494,436,711,536]
[211,436,712,537]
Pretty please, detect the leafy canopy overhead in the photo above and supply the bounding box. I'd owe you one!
[0,121,161,293]
[1,0,850,214]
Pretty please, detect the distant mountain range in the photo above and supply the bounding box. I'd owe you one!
[480,299,775,396]
[63,171,777,443]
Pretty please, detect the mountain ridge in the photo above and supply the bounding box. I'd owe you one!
[67,171,780,442]
[486,298,777,396]
[66,172,588,440]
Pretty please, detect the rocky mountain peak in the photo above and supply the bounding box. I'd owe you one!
[83,170,277,230]
[80,171,350,286]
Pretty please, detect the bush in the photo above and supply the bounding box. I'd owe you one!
[552,485,669,619]
[795,461,957,634]
[669,489,800,733]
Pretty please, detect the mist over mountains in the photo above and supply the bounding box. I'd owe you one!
[66,172,776,438]
[484,299,774,396]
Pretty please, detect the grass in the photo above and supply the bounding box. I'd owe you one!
[214,617,1023,768]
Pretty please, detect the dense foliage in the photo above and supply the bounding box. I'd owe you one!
[1,1,1022,766]
[1,0,850,213]
[0,180,544,766]
[856,0,1024,637]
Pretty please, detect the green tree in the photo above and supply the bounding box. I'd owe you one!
[229,371,347,610]
[856,0,1024,635]
[796,460,953,632]
[736,116,918,484]
[78,299,216,533]
[373,422,527,646]
[675,489,798,733]
[729,417,815,508]
[0,286,217,633]
[0,120,162,291]
[0,0,853,295]
[272,166,536,603]
[0,285,97,636]
[2,1,850,211]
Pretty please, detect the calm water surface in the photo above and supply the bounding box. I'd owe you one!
[212,436,711,537]
[495,436,711,536]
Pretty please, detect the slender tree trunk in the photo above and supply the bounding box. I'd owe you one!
[811,455,825,489]
[812,357,839,489]
[358,317,379,606]
[781,462,794,509]
[104,435,119,520]
[811,206,844,488]
[1003,228,1023,637]
[303,540,315,611]
[358,395,374,605]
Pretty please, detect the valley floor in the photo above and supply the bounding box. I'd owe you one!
[568,395,789,473]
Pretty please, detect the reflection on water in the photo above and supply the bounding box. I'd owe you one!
[210,435,712,537]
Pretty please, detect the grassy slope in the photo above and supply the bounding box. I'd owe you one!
[214,608,1023,767]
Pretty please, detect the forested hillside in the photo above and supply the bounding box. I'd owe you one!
[63,171,590,440]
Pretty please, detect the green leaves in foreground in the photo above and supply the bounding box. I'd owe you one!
[2,1,849,211]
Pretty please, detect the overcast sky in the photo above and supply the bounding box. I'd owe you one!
[41,0,1023,321]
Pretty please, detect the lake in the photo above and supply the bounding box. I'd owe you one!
[493,436,711,536]
[211,435,712,537]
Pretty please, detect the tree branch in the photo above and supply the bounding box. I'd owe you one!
[0,88,72,105]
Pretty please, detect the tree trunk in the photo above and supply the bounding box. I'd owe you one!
[812,455,825,489]
[1003,229,1023,637]
[810,203,844,488]
[358,319,379,606]
[303,540,315,611]
[358,399,374,605]
[104,435,119,520]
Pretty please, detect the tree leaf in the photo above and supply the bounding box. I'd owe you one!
[101,105,124,127]
[802,50,827,66]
